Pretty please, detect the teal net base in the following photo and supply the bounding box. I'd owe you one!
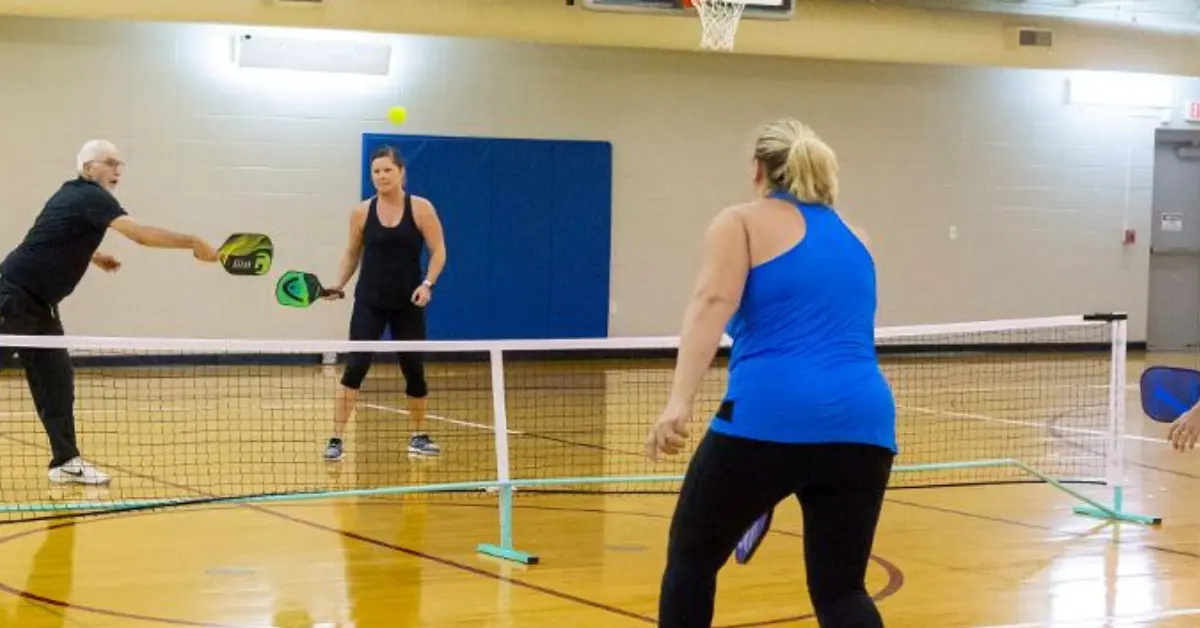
[893,458,1160,526]
[1073,505,1162,526]
[0,460,1160,565]
[1073,486,1162,526]
[477,544,539,565]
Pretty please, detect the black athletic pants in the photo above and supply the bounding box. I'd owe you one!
[659,430,894,628]
[340,299,428,398]
[0,278,80,468]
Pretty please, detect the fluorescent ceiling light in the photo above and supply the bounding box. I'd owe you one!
[1067,71,1176,108]
[234,33,392,76]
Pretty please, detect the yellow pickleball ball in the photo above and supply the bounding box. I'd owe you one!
[387,105,408,125]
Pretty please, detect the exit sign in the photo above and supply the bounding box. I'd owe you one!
[1187,101,1200,122]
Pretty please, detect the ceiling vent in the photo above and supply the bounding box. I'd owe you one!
[1015,26,1053,48]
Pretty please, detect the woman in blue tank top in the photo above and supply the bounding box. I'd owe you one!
[647,119,895,628]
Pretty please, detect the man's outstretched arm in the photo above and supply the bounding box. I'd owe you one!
[109,216,217,261]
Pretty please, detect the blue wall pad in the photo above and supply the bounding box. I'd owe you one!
[362,133,612,341]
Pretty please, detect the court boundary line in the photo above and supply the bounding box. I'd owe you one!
[363,402,653,459]
[974,605,1200,627]
[898,403,1169,445]
[362,402,523,434]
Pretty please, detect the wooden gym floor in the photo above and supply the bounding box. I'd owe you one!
[0,350,1198,627]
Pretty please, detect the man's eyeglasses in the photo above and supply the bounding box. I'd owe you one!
[88,158,124,168]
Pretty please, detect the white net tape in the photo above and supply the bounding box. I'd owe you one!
[694,0,748,51]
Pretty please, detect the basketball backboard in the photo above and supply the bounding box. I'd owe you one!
[582,0,794,20]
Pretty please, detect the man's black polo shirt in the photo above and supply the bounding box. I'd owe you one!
[0,178,128,305]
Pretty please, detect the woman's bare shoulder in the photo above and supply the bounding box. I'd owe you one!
[841,216,873,254]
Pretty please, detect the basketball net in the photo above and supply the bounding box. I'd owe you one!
[689,0,748,51]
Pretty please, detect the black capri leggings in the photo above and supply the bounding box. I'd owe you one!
[659,430,894,628]
[340,300,428,398]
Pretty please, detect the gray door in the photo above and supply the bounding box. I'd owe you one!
[1148,130,1200,351]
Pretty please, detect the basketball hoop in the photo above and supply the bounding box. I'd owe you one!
[684,0,749,51]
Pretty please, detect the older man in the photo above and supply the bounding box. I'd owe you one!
[0,139,219,484]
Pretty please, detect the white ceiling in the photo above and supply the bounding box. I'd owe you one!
[4,0,1200,75]
[850,0,1200,31]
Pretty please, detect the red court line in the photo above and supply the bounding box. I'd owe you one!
[0,497,906,628]
[0,420,906,627]
[0,432,661,624]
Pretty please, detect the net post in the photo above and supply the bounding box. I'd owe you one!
[477,347,540,565]
[1073,313,1161,525]
[1111,314,1127,513]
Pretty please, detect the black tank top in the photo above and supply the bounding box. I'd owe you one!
[355,194,425,308]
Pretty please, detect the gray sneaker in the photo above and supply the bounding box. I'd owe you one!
[324,438,344,461]
[408,434,441,456]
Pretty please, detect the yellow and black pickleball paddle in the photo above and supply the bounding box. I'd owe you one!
[218,233,274,276]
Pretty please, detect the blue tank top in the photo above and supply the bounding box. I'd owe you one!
[709,193,897,453]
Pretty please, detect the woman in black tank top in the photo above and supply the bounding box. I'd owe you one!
[322,146,447,461]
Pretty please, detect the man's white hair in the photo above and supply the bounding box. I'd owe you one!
[77,139,119,172]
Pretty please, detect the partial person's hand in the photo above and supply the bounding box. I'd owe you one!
[91,253,121,272]
[1169,409,1200,452]
[192,239,219,263]
[645,404,691,462]
[411,284,432,307]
